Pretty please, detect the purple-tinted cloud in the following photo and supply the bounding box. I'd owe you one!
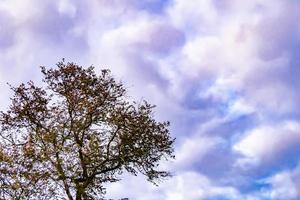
[0,11,15,49]
[1,0,300,199]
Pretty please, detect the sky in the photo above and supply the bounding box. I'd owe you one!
[0,0,300,199]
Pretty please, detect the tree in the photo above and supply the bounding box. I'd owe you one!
[0,61,175,200]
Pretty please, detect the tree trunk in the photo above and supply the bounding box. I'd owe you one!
[76,185,84,200]
[76,191,82,200]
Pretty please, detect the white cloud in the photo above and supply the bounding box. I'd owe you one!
[261,162,300,200]
[162,0,300,117]
[163,172,241,200]
[265,171,299,199]
[233,121,300,167]
[0,0,300,199]
[58,0,77,17]
[106,171,242,200]
[175,136,224,169]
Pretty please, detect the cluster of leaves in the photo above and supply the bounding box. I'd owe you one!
[0,62,175,200]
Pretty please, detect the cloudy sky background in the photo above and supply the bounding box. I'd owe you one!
[1,0,300,199]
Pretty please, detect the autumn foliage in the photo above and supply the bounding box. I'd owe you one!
[0,62,175,200]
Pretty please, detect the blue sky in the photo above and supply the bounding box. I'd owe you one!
[1,0,300,199]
